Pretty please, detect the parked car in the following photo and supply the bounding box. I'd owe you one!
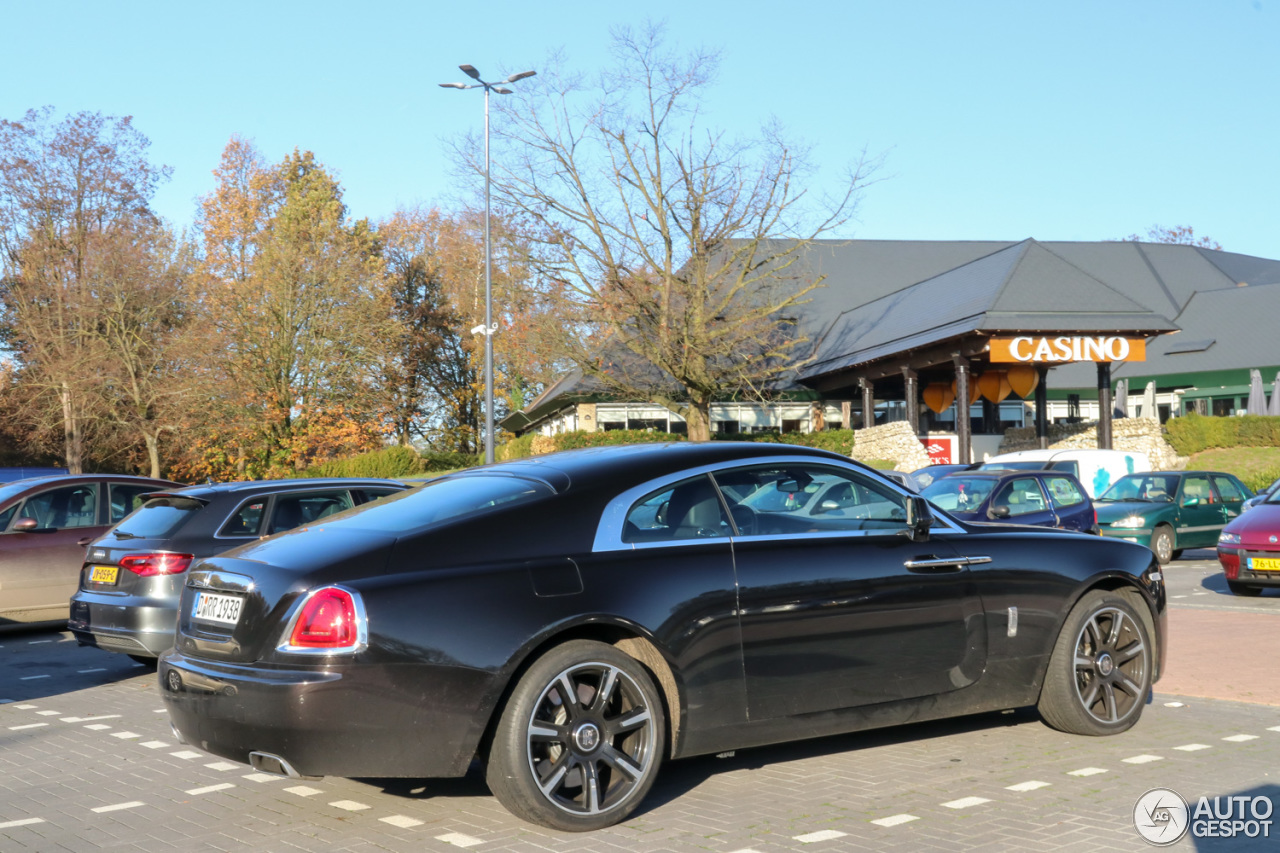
[1241,477,1280,513]
[878,468,922,492]
[0,474,180,628]
[159,442,1164,831]
[69,478,407,662]
[1095,471,1252,564]
[910,462,978,488]
[919,469,1098,533]
[1217,491,1280,596]
[978,449,1150,498]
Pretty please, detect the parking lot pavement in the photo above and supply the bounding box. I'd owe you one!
[1,620,1276,853]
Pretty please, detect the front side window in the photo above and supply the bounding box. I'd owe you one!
[1179,475,1214,505]
[991,478,1049,517]
[18,484,99,530]
[622,476,730,544]
[714,464,908,535]
[268,491,355,535]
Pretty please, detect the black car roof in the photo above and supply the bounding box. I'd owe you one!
[149,477,407,500]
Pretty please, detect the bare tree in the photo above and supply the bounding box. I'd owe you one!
[0,107,171,472]
[1124,225,1222,250]
[470,27,876,440]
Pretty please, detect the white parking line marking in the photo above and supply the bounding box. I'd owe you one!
[285,786,324,797]
[382,815,425,828]
[28,640,53,645]
[72,715,120,722]
[140,741,169,749]
[793,830,848,842]
[1006,780,1051,792]
[942,796,990,809]
[1268,726,1280,733]
[329,800,371,811]
[1123,754,1164,764]
[35,710,61,716]
[436,832,485,848]
[170,751,202,760]
[186,783,235,795]
[1163,702,1186,707]
[0,818,45,829]
[1174,743,1211,751]
[242,773,280,783]
[1171,594,1187,599]
[19,675,50,681]
[77,668,107,674]
[1223,734,1259,742]
[8,723,48,731]
[871,814,919,827]
[111,731,141,739]
[91,801,145,813]
[205,762,239,771]
[13,704,37,710]
[1068,767,1107,776]
[84,724,112,731]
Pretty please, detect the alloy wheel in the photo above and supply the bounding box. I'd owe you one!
[1072,606,1148,725]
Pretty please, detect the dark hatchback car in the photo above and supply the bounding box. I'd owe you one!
[0,473,180,628]
[919,469,1098,533]
[159,443,1164,831]
[69,478,406,661]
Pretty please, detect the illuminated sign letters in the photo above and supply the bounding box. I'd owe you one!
[990,336,1146,363]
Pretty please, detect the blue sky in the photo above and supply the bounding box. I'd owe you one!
[4,0,1277,258]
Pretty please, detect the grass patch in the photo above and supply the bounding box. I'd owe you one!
[1188,446,1280,491]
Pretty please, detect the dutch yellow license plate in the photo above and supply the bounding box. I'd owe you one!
[89,565,119,584]
[1249,557,1280,572]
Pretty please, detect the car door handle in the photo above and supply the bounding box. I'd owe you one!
[904,555,992,573]
[77,537,94,547]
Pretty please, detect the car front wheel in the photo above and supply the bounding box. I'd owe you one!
[1150,525,1175,565]
[486,640,666,831]
[1038,590,1152,736]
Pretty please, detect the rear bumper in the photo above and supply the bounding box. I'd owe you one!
[68,594,177,657]
[158,650,494,779]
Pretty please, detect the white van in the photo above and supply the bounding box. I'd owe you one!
[979,449,1151,499]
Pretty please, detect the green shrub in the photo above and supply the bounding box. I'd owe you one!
[1166,414,1280,455]
[421,451,480,472]
[1241,465,1280,493]
[497,434,537,461]
[779,429,857,456]
[302,445,427,479]
[553,429,682,450]
[864,459,898,469]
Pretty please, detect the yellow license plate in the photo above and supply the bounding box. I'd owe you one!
[89,565,119,584]
[1249,557,1280,572]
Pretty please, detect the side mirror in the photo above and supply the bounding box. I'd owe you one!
[12,517,38,532]
[990,505,1012,520]
[905,496,932,542]
[1181,497,1199,508]
[814,499,840,515]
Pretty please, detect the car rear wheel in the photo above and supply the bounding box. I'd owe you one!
[486,640,665,831]
[1170,549,1183,561]
[1227,581,1262,597]
[1150,525,1175,565]
[1038,590,1152,736]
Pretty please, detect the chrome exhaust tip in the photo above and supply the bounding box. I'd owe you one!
[170,722,187,745]
[249,751,302,778]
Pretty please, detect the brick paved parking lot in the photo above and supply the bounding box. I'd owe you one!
[3,552,1278,852]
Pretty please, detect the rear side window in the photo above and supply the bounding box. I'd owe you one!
[1048,460,1080,478]
[1212,476,1246,503]
[1045,476,1086,508]
[623,475,730,543]
[117,496,204,538]
[317,476,552,533]
[220,500,267,537]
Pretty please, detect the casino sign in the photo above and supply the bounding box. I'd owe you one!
[990,336,1147,364]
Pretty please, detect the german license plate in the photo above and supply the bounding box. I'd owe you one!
[89,565,119,584]
[193,592,243,625]
[1248,557,1280,572]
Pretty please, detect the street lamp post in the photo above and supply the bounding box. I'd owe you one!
[440,64,536,464]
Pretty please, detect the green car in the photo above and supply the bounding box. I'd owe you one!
[1095,470,1253,564]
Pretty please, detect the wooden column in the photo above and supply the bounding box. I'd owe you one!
[902,368,919,435]
[841,400,852,431]
[1035,365,1049,450]
[860,378,875,429]
[1097,362,1113,450]
[953,356,972,464]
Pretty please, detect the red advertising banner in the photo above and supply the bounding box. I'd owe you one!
[920,435,955,465]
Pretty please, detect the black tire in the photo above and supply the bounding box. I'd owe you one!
[1038,590,1152,736]
[128,654,159,669]
[1228,581,1262,597]
[1170,549,1183,561]
[1150,525,1175,565]
[486,640,666,831]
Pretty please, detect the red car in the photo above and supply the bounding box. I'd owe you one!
[1216,494,1280,596]
[0,474,180,627]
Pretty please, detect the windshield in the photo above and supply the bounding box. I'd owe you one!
[1098,474,1178,503]
[920,476,996,512]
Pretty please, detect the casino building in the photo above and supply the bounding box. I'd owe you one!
[501,239,1280,463]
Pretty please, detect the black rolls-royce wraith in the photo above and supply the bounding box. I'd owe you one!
[159,442,1165,831]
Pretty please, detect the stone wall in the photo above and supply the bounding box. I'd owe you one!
[998,418,1186,470]
[849,421,932,471]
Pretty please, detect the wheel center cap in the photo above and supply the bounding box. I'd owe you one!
[1097,653,1115,677]
[573,722,601,753]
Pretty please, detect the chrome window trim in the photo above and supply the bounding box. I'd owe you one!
[275,584,369,656]
[212,494,274,541]
[593,455,962,553]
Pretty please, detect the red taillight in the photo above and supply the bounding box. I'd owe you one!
[1219,549,1240,580]
[288,587,359,649]
[119,553,194,577]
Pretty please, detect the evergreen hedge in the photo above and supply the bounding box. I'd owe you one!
[496,428,858,460]
[1165,413,1280,455]
[302,446,427,479]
